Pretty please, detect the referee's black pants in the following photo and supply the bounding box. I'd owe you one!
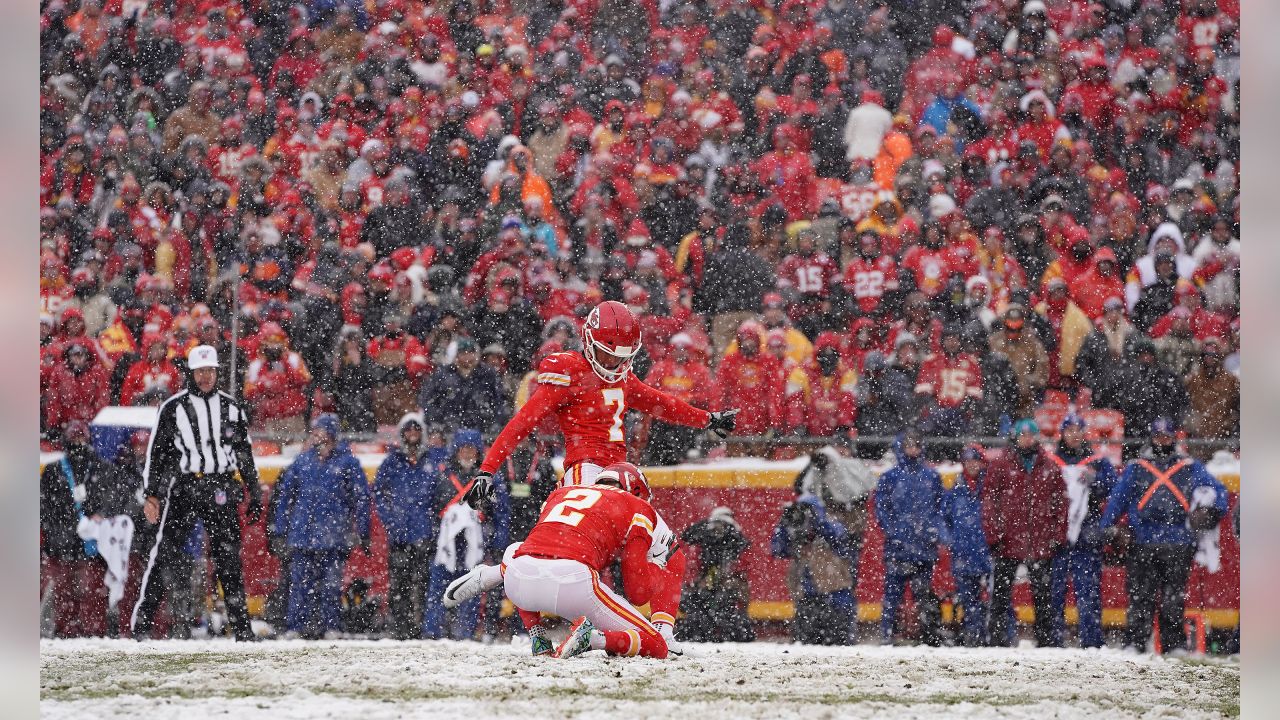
[131,473,253,640]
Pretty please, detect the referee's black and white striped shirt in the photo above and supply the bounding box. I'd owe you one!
[142,388,260,493]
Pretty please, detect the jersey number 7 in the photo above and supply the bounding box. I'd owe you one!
[602,388,626,442]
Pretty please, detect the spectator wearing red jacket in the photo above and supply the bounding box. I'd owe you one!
[1060,56,1118,134]
[244,322,312,435]
[1015,91,1071,161]
[777,223,840,337]
[270,29,324,92]
[784,333,856,437]
[914,324,982,446]
[643,333,718,464]
[717,322,783,436]
[982,419,1067,648]
[1149,282,1229,342]
[119,334,180,407]
[841,229,899,316]
[754,124,816,221]
[901,25,973,122]
[1071,247,1125,320]
[901,222,952,298]
[45,341,111,436]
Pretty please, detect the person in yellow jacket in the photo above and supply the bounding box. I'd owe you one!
[722,292,813,367]
[1035,276,1093,382]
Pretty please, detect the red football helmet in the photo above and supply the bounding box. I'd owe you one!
[598,461,652,503]
[581,301,642,383]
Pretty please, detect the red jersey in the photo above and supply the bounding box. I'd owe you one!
[516,484,658,573]
[901,245,952,297]
[480,352,711,474]
[842,255,899,314]
[778,252,840,301]
[915,352,983,409]
[1179,13,1224,51]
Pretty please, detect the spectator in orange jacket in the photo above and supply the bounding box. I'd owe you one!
[244,322,312,435]
[717,322,783,436]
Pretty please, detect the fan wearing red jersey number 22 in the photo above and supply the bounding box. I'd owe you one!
[444,463,677,659]
[460,301,739,652]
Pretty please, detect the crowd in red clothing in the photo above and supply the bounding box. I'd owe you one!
[40,0,1240,460]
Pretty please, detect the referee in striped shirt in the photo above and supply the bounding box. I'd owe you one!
[131,344,264,641]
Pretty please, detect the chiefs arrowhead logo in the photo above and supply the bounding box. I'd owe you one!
[586,308,600,329]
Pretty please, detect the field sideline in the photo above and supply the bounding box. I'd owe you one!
[40,638,1239,719]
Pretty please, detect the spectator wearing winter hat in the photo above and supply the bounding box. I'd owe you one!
[45,340,111,436]
[988,304,1049,422]
[1183,336,1239,443]
[424,429,508,640]
[1034,275,1094,391]
[118,333,180,407]
[1047,415,1119,649]
[418,337,510,435]
[374,412,441,640]
[717,322,784,437]
[1112,335,1191,439]
[784,332,857,438]
[875,428,946,646]
[943,444,993,646]
[984,418,1066,647]
[1070,247,1126,320]
[273,413,371,639]
[244,322,312,435]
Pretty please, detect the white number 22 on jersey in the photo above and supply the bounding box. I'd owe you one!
[602,388,626,442]
[545,488,603,527]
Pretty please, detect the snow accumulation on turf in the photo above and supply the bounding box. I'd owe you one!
[40,638,1238,719]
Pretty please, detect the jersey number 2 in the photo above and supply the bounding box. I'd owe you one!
[602,388,625,442]
[545,488,603,527]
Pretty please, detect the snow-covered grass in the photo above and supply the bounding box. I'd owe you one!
[40,638,1238,719]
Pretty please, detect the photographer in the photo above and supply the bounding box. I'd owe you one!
[679,507,754,643]
[771,443,874,645]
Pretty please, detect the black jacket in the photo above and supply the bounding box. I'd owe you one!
[418,364,510,433]
[697,247,776,315]
[40,447,124,561]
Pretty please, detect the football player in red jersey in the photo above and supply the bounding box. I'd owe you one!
[444,463,678,659]
[463,300,738,649]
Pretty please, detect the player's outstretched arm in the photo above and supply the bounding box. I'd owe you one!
[625,374,726,431]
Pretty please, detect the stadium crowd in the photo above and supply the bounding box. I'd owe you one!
[39,0,1240,647]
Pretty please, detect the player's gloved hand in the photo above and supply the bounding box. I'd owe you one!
[706,408,740,440]
[462,472,494,508]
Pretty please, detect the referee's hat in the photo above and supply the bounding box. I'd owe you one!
[187,345,219,370]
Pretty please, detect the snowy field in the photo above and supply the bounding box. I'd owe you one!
[40,638,1238,719]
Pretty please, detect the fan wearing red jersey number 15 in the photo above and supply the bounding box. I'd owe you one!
[463,301,739,508]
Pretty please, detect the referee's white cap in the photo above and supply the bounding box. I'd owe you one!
[187,344,220,370]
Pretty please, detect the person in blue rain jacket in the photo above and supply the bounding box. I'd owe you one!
[1047,414,1119,648]
[942,444,993,647]
[875,427,948,645]
[272,413,371,639]
[1101,416,1227,653]
[373,412,440,640]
